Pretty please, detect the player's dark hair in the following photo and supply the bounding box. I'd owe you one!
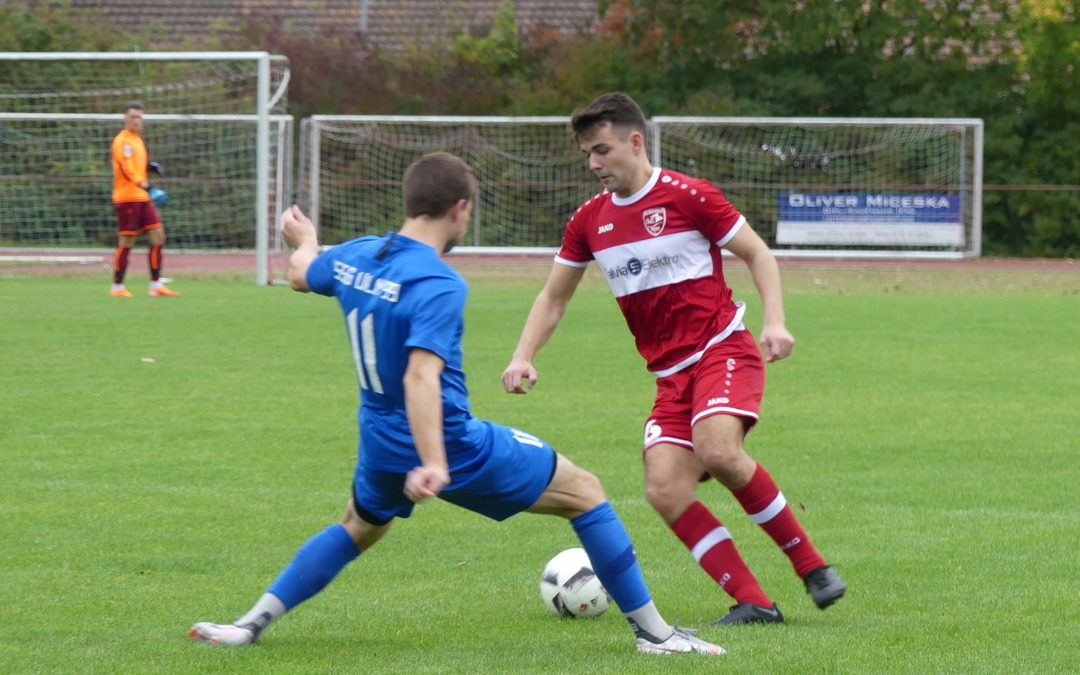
[403,152,477,218]
[571,92,647,140]
[125,101,145,113]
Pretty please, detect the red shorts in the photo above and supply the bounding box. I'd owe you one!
[643,328,765,450]
[115,200,162,235]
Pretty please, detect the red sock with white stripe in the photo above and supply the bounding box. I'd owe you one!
[732,463,826,577]
[671,501,771,606]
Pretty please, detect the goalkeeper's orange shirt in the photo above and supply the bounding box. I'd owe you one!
[111,129,149,204]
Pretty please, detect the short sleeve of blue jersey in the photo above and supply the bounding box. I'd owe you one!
[404,276,466,363]
[306,243,350,297]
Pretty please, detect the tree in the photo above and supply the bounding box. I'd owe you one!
[0,0,144,52]
[588,0,1077,255]
[983,0,1079,255]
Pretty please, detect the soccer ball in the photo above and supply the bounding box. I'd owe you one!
[539,548,611,618]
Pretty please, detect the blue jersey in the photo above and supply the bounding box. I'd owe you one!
[307,233,486,472]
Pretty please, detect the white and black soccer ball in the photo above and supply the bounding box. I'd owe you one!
[539,547,611,618]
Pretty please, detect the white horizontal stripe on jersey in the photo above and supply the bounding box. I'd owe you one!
[649,302,747,378]
[593,229,713,298]
[748,492,788,524]
[691,526,733,563]
[553,254,589,268]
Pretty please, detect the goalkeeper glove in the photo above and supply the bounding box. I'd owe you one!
[148,161,164,176]
[149,187,170,207]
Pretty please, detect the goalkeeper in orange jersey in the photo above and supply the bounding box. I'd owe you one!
[109,101,180,297]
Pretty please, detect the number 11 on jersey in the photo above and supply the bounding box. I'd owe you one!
[347,308,384,394]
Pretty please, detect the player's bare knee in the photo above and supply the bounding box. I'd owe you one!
[569,465,606,505]
[697,447,755,489]
[644,480,688,522]
[560,467,606,515]
[696,441,740,471]
[551,454,605,502]
[340,499,390,551]
[531,462,606,517]
[643,481,666,510]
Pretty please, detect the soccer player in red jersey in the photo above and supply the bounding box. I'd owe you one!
[501,92,845,624]
[109,101,180,297]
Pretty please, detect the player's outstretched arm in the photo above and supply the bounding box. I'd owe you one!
[501,263,586,394]
[724,224,795,363]
[403,348,450,502]
[280,205,319,292]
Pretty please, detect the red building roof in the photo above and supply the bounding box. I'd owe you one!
[61,0,599,52]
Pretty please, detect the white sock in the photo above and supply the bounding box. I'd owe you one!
[149,280,162,290]
[234,593,287,635]
[111,283,125,292]
[624,600,673,642]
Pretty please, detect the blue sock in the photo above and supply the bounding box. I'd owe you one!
[571,501,651,613]
[267,524,360,610]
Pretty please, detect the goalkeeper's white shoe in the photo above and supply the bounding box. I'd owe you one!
[636,626,726,655]
[188,622,256,646]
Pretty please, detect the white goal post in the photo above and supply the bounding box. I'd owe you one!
[299,115,982,260]
[0,52,291,284]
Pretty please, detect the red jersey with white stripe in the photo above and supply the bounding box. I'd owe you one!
[556,167,746,375]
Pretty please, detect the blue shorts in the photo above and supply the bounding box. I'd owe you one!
[352,420,557,525]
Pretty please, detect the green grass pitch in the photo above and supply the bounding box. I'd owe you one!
[1,266,1077,673]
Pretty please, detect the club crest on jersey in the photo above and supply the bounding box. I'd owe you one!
[642,207,667,236]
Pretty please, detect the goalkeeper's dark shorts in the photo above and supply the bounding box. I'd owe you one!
[114,200,162,235]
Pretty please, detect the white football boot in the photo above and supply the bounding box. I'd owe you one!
[187,622,256,645]
[636,625,726,655]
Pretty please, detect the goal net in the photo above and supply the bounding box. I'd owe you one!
[299,115,982,260]
[653,117,983,258]
[297,116,596,251]
[0,52,292,283]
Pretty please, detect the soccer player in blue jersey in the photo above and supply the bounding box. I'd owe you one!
[187,152,724,656]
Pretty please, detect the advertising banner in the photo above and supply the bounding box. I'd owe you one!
[776,193,963,246]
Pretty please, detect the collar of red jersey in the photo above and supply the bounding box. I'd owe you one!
[611,167,663,207]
